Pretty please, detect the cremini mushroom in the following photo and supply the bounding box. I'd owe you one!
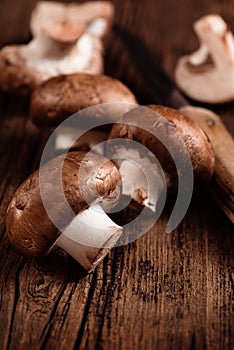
[6,151,122,272]
[108,105,215,209]
[30,74,137,127]
[0,1,114,95]
[179,105,234,223]
[175,14,234,103]
[30,73,137,153]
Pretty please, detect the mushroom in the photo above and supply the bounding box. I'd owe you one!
[30,73,137,153]
[6,151,122,272]
[175,14,234,103]
[108,105,215,209]
[179,105,234,223]
[0,1,114,95]
[30,74,137,127]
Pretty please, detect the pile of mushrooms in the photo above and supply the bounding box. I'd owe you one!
[0,1,114,94]
[6,103,219,270]
[4,3,234,272]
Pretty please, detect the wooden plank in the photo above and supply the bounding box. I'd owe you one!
[0,0,233,350]
[77,198,234,350]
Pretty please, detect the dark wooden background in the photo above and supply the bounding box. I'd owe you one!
[0,0,233,349]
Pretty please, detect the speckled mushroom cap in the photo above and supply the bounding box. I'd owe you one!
[6,151,121,258]
[109,105,215,189]
[30,73,137,127]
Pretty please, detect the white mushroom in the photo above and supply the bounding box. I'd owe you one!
[175,14,234,103]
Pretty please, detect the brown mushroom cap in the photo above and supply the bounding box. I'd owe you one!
[30,73,137,127]
[6,151,121,258]
[0,46,42,95]
[109,105,215,190]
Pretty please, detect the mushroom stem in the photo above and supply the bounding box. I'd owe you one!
[175,14,234,103]
[20,33,100,78]
[188,45,208,66]
[52,204,122,272]
[193,14,234,67]
[26,36,77,57]
[119,160,149,207]
[43,22,86,45]
[111,148,165,212]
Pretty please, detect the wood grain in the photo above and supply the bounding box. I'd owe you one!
[0,1,233,350]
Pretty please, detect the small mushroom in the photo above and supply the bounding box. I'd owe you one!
[0,1,114,95]
[6,151,122,272]
[30,74,137,127]
[175,14,234,103]
[30,73,137,153]
[108,105,215,208]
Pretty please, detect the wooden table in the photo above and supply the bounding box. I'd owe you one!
[0,1,233,349]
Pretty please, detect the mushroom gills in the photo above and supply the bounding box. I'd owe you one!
[52,204,122,272]
[112,147,165,212]
[20,33,101,77]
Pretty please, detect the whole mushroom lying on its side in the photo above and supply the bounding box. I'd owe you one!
[175,14,234,103]
[30,74,137,127]
[108,105,215,210]
[6,151,122,272]
[0,1,114,95]
[30,73,137,152]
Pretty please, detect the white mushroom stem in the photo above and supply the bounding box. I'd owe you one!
[119,160,148,205]
[20,31,103,78]
[192,15,234,68]
[55,127,108,155]
[188,45,208,66]
[111,147,165,212]
[52,204,122,272]
[175,14,234,103]
[43,22,86,45]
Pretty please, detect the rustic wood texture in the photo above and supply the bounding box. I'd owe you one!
[0,1,233,349]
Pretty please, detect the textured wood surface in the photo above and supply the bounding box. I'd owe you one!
[0,1,233,349]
